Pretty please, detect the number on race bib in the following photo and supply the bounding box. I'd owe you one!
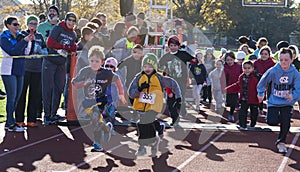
[139,92,156,104]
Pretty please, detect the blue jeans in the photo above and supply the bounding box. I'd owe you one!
[1,75,24,126]
[266,106,293,144]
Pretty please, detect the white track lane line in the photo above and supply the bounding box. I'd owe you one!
[0,126,87,157]
[172,131,227,172]
[277,133,300,172]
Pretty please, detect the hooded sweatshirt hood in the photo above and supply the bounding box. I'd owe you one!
[58,21,74,33]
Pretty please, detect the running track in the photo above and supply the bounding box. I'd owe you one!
[0,97,299,171]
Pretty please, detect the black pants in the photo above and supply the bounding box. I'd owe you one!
[238,100,258,128]
[202,85,212,102]
[15,71,42,123]
[226,93,238,115]
[267,106,293,144]
[137,110,160,146]
[167,96,180,124]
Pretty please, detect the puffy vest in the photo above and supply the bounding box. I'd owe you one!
[133,73,164,112]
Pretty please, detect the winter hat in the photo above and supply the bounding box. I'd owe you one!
[105,57,118,69]
[221,48,227,54]
[49,5,59,16]
[65,12,77,22]
[195,49,202,55]
[206,48,214,55]
[26,15,39,25]
[137,12,145,20]
[236,51,246,60]
[142,53,158,70]
[167,35,180,46]
[237,36,249,44]
[276,41,289,50]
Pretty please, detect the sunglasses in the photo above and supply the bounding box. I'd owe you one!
[68,19,76,22]
[11,23,20,26]
[29,22,38,26]
[105,65,115,68]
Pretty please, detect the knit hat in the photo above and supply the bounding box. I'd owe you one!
[289,45,299,58]
[236,51,246,60]
[221,48,227,54]
[142,53,158,70]
[26,15,39,25]
[65,12,77,22]
[137,12,145,20]
[49,5,59,16]
[105,57,118,70]
[167,35,180,46]
[206,48,214,55]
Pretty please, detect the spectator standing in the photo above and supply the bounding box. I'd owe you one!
[15,15,48,127]
[37,5,59,41]
[0,16,34,131]
[43,12,77,124]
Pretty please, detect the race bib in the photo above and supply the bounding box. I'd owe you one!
[138,92,156,104]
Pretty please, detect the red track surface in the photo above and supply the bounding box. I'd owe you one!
[1,100,300,171]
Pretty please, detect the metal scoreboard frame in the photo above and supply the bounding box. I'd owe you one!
[242,0,288,7]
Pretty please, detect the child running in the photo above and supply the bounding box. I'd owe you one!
[225,61,260,129]
[257,48,300,153]
[128,53,181,156]
[189,49,207,112]
[72,46,126,152]
[209,60,224,112]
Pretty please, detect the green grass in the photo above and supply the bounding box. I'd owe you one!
[0,79,5,123]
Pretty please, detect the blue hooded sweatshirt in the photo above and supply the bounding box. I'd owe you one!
[257,63,300,107]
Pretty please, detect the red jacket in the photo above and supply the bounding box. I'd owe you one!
[254,58,275,75]
[225,72,260,104]
[221,63,242,94]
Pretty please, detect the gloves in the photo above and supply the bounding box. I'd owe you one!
[138,81,149,92]
[173,98,182,110]
[64,43,78,52]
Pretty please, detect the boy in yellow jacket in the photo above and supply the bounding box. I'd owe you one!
[128,53,182,156]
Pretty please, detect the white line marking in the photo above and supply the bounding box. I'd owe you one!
[0,126,87,157]
[172,131,227,172]
[68,144,125,171]
[277,133,300,172]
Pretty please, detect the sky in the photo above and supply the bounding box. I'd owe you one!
[18,0,300,5]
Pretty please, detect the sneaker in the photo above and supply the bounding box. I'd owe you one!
[4,125,9,130]
[27,122,38,127]
[8,124,25,132]
[44,116,56,125]
[158,123,165,139]
[0,89,6,100]
[228,115,234,122]
[91,142,103,152]
[238,126,248,131]
[51,114,65,121]
[235,106,240,111]
[136,146,146,156]
[102,122,113,142]
[277,143,287,153]
[16,122,26,127]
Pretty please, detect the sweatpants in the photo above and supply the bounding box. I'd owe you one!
[266,106,293,144]
[42,59,66,117]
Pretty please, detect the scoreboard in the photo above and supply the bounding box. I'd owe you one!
[242,0,288,7]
